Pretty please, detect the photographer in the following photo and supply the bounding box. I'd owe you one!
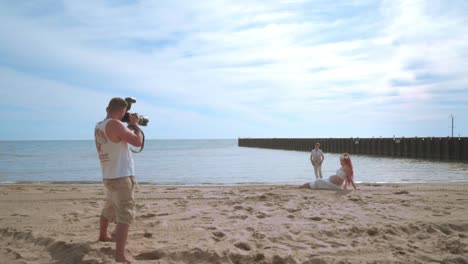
[94,97,143,263]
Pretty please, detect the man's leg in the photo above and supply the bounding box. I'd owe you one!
[318,165,323,179]
[114,176,135,263]
[313,165,319,179]
[99,215,112,241]
[115,223,131,263]
[99,182,116,242]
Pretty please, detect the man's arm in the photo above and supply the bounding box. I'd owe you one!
[123,125,143,147]
[106,119,143,147]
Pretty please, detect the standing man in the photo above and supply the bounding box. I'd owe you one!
[94,97,143,263]
[310,142,325,179]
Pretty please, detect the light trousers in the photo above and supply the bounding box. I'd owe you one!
[313,164,323,179]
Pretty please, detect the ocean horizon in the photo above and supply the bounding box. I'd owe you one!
[1,139,468,185]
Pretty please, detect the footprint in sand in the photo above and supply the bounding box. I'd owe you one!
[252,231,266,239]
[2,248,22,260]
[135,249,165,260]
[286,208,301,213]
[253,253,266,262]
[212,231,226,242]
[394,190,409,195]
[234,241,251,251]
[99,246,114,256]
[138,213,157,219]
[11,214,28,217]
[256,212,268,219]
[303,257,328,264]
[367,228,379,236]
[228,215,248,220]
[308,216,322,221]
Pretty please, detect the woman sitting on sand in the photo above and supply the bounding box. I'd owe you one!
[301,153,357,190]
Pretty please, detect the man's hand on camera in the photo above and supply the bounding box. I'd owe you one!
[129,113,139,126]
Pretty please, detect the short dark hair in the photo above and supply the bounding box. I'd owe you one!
[107,97,128,112]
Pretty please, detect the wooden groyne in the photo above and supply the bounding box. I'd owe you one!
[238,137,468,162]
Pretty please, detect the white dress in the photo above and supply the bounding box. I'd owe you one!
[310,169,346,190]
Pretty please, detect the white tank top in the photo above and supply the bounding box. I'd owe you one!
[336,169,347,180]
[95,118,135,179]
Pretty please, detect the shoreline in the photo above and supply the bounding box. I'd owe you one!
[1,183,467,263]
[2,180,468,186]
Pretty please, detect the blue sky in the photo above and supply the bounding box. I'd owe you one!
[1,0,467,140]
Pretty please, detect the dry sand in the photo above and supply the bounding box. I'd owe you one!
[0,183,467,264]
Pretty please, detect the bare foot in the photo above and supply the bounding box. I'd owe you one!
[116,252,134,263]
[115,258,132,263]
[98,233,114,242]
[99,230,117,242]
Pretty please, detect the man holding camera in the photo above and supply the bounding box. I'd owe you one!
[94,97,143,263]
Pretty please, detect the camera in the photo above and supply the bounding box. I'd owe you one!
[121,97,149,126]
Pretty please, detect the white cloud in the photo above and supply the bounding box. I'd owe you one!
[1,0,467,139]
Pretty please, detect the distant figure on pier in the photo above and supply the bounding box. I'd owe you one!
[301,153,357,190]
[310,142,325,179]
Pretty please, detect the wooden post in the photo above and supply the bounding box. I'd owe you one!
[425,138,432,160]
[347,138,352,154]
[361,139,368,155]
[377,138,382,156]
[372,139,377,155]
[440,137,450,161]
[387,138,392,156]
[354,138,360,154]
[409,138,414,158]
[395,138,402,158]
[416,138,424,159]
[400,138,406,157]
[449,138,460,161]
[389,138,395,157]
[370,139,375,155]
[433,138,441,160]
[462,138,468,163]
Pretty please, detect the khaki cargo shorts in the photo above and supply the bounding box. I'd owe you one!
[101,176,136,224]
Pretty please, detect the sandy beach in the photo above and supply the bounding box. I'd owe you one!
[0,183,467,264]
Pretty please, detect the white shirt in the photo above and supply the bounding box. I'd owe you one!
[95,118,135,179]
[310,149,324,162]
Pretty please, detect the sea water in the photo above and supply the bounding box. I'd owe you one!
[1,139,467,185]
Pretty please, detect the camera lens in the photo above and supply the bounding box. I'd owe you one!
[138,116,149,126]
